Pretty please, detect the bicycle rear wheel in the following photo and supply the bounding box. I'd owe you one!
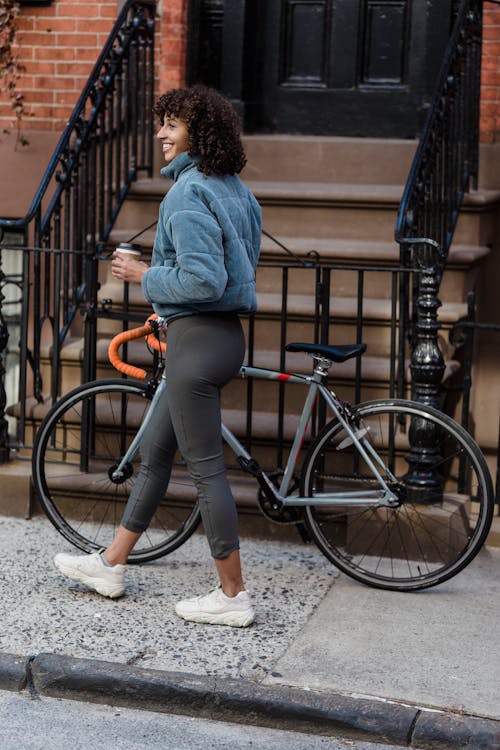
[301,399,494,591]
[32,379,201,563]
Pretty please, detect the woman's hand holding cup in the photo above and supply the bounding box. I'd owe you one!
[112,243,149,283]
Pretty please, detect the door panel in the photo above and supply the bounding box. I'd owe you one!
[188,0,454,137]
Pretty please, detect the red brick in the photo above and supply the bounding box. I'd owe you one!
[35,18,77,32]
[481,69,500,85]
[160,53,185,69]
[13,75,36,90]
[63,5,110,19]
[482,26,500,41]
[161,37,184,54]
[479,132,495,144]
[479,114,495,127]
[23,61,56,76]
[28,103,54,115]
[41,46,77,62]
[481,59,500,73]
[60,62,94,76]
[54,32,100,46]
[75,18,114,34]
[21,90,54,104]
[53,94,79,106]
[482,41,500,57]
[481,87,499,101]
[34,76,79,92]
[72,48,104,63]
[56,0,108,5]
[480,101,498,116]
[15,30,55,46]
[15,17,35,32]
[51,106,79,119]
[99,4,121,18]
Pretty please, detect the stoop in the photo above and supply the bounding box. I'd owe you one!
[0,457,33,518]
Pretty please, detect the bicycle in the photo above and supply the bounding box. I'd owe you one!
[31,316,494,591]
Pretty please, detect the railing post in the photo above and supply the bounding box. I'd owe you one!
[0,241,10,463]
[82,244,101,385]
[409,240,445,409]
[404,239,445,497]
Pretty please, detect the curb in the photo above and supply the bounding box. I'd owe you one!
[1,651,499,749]
[0,653,27,692]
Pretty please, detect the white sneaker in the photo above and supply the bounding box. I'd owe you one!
[54,551,125,599]
[175,587,255,627]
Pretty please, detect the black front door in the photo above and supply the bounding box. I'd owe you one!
[187,0,455,138]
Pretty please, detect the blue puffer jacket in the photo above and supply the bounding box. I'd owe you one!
[142,152,262,321]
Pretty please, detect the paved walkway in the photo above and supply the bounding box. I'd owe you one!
[0,515,499,748]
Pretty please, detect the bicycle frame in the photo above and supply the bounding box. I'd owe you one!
[111,357,399,508]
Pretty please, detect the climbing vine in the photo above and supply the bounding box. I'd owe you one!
[0,0,29,147]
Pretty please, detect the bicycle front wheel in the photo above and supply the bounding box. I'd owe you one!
[32,379,201,563]
[301,399,494,591]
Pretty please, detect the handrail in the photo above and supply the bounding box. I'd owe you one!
[0,0,156,444]
[0,0,156,234]
[395,0,482,272]
[394,0,483,414]
[0,0,156,236]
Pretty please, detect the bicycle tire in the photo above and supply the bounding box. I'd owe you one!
[32,379,201,563]
[301,399,494,591]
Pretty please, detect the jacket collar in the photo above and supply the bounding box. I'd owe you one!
[161,152,201,182]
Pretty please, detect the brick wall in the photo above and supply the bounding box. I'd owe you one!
[481,4,500,143]
[158,0,188,93]
[0,0,119,131]
[0,0,189,135]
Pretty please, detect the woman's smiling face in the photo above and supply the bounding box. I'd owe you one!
[157,116,190,163]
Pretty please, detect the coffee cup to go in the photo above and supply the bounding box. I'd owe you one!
[114,242,142,257]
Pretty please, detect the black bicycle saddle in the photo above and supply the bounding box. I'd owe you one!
[285,342,367,363]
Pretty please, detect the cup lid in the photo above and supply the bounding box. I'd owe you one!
[116,242,142,254]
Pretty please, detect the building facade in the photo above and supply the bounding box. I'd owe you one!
[1,1,498,142]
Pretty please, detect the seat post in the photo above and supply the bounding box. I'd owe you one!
[312,355,333,380]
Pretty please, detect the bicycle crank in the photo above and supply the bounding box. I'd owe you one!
[257,470,303,524]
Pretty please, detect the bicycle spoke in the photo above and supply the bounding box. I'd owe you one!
[303,400,493,591]
[32,380,201,563]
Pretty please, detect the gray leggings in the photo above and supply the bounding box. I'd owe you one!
[120,313,245,559]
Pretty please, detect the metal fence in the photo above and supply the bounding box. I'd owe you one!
[1,245,498,512]
[2,247,413,453]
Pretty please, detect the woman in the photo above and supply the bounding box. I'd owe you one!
[54,85,262,627]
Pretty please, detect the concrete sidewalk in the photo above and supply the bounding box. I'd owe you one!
[0,515,499,748]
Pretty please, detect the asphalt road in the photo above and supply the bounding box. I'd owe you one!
[0,689,408,750]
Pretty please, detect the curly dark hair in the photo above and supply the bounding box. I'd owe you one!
[153,85,247,176]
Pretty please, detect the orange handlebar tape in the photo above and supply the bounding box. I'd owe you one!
[108,324,151,380]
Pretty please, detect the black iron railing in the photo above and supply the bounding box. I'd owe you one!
[0,0,156,458]
[3,247,417,465]
[395,0,483,412]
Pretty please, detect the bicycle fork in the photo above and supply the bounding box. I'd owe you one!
[110,375,167,482]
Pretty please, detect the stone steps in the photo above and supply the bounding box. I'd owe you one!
[108,223,490,287]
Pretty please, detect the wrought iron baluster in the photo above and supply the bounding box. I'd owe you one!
[0,1,156,454]
[277,266,288,469]
[355,269,364,407]
[0,246,10,462]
